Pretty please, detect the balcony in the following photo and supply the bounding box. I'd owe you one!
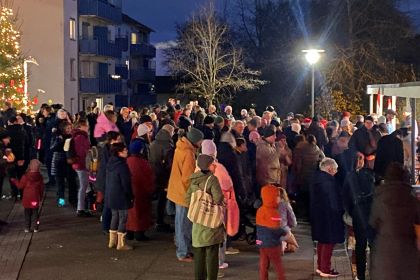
[116,37,128,52]
[130,68,155,81]
[79,39,121,58]
[130,44,156,57]
[115,65,128,80]
[80,78,122,94]
[79,0,122,24]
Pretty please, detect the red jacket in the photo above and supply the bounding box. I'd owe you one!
[13,172,44,208]
[71,129,90,170]
[126,155,155,231]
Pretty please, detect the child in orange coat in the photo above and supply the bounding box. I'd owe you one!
[256,185,286,280]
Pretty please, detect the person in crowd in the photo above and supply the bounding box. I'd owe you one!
[373,128,404,180]
[256,184,286,280]
[208,104,217,117]
[243,117,259,141]
[1,102,16,128]
[86,106,98,146]
[186,154,225,280]
[256,127,281,189]
[310,158,344,278]
[278,187,298,254]
[213,116,224,146]
[369,163,420,280]
[51,121,77,208]
[332,132,353,187]
[105,143,133,251]
[340,119,353,136]
[96,131,122,233]
[94,110,119,143]
[292,134,325,219]
[11,159,44,233]
[276,133,292,189]
[193,104,206,128]
[235,137,253,203]
[400,126,414,171]
[222,106,235,121]
[284,119,300,151]
[173,104,183,124]
[117,107,133,147]
[167,127,204,262]
[355,115,364,129]
[349,116,381,170]
[200,115,215,140]
[343,153,375,280]
[231,120,245,138]
[240,109,250,123]
[384,109,396,134]
[71,120,92,217]
[17,114,35,165]
[131,123,152,160]
[0,129,13,199]
[149,124,175,232]
[126,140,155,241]
[306,116,328,151]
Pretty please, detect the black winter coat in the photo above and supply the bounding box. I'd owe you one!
[149,129,174,188]
[310,170,345,244]
[95,143,110,193]
[306,122,328,150]
[374,133,404,178]
[349,126,381,157]
[7,124,28,161]
[105,156,133,210]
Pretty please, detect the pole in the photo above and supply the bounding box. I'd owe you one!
[411,98,416,184]
[311,64,315,117]
[24,61,28,111]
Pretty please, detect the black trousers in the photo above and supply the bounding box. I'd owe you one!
[353,219,369,280]
[156,188,167,224]
[193,244,220,280]
[24,208,40,230]
[56,165,78,205]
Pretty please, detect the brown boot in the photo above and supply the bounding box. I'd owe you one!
[117,232,133,251]
[108,230,117,249]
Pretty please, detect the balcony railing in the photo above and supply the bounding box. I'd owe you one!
[115,65,128,80]
[79,0,122,24]
[130,44,156,57]
[79,39,121,58]
[80,78,122,93]
[130,68,155,81]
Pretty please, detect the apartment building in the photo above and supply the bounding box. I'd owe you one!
[13,0,156,112]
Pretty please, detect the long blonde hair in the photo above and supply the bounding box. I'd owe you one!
[278,187,289,202]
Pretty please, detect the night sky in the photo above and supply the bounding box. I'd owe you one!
[123,0,230,75]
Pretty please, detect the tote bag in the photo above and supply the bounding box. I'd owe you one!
[187,175,224,229]
[225,189,240,236]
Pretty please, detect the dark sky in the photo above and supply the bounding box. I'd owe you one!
[123,0,230,75]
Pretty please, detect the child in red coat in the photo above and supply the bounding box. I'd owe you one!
[11,159,44,233]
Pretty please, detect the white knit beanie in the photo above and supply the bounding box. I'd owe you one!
[201,140,217,158]
[137,123,150,137]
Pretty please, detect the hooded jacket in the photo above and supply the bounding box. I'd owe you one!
[167,137,197,207]
[93,113,119,140]
[149,129,174,188]
[13,171,44,209]
[71,129,90,171]
[256,185,285,248]
[105,156,133,210]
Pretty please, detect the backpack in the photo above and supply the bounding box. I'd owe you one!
[85,146,99,182]
[64,138,78,164]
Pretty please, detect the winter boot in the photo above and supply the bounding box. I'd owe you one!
[117,232,133,250]
[108,230,117,248]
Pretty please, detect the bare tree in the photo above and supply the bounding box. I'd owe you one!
[165,5,266,106]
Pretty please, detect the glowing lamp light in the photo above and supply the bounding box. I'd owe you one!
[302,49,325,65]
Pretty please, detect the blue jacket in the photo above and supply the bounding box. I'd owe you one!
[256,225,286,248]
[105,156,133,210]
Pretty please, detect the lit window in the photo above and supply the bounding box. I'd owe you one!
[70,58,76,81]
[69,18,76,40]
[131,32,137,44]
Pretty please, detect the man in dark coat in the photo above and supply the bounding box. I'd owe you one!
[349,116,381,170]
[193,105,206,128]
[310,158,345,278]
[1,102,16,128]
[306,116,328,151]
[198,116,215,140]
[373,129,404,179]
[148,124,175,232]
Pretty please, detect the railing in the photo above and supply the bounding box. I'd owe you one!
[130,44,156,57]
[79,39,121,58]
[130,68,155,81]
[115,65,128,80]
[79,0,122,24]
[80,78,122,93]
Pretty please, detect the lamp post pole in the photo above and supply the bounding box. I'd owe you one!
[302,49,324,118]
[311,64,315,118]
[23,57,39,112]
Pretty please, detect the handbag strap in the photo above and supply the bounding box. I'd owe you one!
[203,175,212,193]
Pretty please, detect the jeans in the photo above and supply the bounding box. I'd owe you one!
[76,170,89,211]
[110,209,128,233]
[102,205,112,232]
[317,243,335,273]
[218,240,227,266]
[24,208,40,230]
[193,244,220,280]
[259,245,285,280]
[175,205,192,258]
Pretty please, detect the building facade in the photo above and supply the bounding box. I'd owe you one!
[12,0,156,112]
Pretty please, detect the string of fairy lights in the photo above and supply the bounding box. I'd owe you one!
[0,6,36,112]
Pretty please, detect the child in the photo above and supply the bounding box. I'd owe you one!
[278,187,298,253]
[186,154,225,280]
[11,159,44,233]
[256,185,286,280]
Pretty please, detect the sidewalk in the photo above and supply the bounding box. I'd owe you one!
[1,187,353,280]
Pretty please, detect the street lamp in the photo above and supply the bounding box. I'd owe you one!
[23,57,39,111]
[302,49,324,117]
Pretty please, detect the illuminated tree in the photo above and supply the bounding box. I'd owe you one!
[0,4,26,111]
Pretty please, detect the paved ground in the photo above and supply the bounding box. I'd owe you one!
[0,180,354,280]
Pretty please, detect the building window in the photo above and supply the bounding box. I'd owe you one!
[69,18,76,40]
[70,58,76,81]
[131,32,137,44]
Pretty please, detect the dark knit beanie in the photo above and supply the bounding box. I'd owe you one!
[140,115,153,124]
[204,115,215,125]
[197,154,214,171]
[263,127,275,138]
[186,127,204,145]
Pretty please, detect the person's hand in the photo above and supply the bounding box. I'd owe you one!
[17,160,24,166]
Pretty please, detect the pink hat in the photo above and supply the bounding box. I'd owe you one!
[201,139,217,158]
[249,130,261,143]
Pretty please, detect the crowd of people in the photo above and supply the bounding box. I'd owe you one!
[0,99,419,280]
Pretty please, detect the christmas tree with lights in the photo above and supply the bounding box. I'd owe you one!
[0,5,27,112]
